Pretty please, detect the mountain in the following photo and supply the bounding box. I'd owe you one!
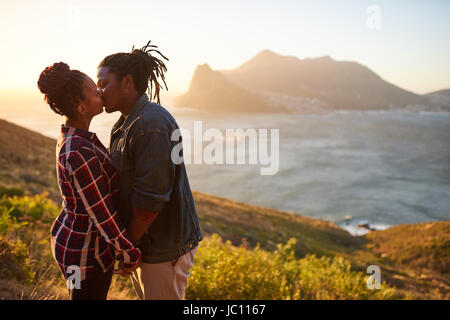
[425,89,450,112]
[426,89,450,96]
[174,63,274,113]
[175,50,446,113]
[1,119,449,298]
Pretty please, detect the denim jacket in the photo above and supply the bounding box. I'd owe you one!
[108,94,203,264]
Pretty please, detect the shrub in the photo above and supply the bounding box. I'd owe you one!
[296,255,394,299]
[0,192,59,222]
[185,234,395,300]
[0,236,35,284]
[0,186,24,197]
[0,207,28,237]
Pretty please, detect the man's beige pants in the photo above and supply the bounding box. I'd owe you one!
[130,245,198,300]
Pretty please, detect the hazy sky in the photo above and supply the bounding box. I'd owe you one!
[0,0,449,96]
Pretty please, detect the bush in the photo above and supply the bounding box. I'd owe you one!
[0,192,59,222]
[0,236,35,284]
[0,186,24,197]
[0,207,28,237]
[296,255,394,299]
[185,234,395,300]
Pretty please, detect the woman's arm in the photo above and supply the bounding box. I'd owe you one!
[68,145,141,267]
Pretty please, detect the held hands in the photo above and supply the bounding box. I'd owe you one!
[113,252,141,277]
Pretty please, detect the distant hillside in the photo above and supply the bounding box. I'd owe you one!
[1,119,449,298]
[175,50,448,113]
[425,89,450,111]
[174,64,275,113]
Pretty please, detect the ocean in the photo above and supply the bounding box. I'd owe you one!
[2,99,450,235]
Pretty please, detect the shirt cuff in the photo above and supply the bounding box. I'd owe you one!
[121,248,141,267]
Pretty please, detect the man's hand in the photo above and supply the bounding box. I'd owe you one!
[114,253,141,276]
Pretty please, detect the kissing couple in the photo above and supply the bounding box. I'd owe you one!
[37,40,203,300]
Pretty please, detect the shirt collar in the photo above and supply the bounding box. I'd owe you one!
[118,93,149,133]
[61,123,97,142]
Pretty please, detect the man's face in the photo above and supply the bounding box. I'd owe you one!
[97,66,123,113]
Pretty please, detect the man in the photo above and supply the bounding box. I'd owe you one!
[97,41,203,300]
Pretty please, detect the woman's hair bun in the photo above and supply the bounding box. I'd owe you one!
[37,62,71,96]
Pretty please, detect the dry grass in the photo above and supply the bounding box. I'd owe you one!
[0,119,60,203]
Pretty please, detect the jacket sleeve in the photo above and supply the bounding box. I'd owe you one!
[68,146,141,267]
[129,131,176,214]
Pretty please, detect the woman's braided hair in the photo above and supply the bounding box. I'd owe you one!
[37,62,87,118]
[98,40,169,104]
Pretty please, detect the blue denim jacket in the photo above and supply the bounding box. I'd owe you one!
[108,94,203,263]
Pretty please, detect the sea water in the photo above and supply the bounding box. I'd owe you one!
[3,100,449,235]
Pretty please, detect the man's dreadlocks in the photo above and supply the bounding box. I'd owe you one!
[98,40,169,104]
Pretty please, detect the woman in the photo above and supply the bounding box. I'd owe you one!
[37,62,141,300]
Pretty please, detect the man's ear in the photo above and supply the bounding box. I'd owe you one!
[122,74,134,90]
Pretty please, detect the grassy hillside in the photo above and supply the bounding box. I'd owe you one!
[193,190,362,256]
[193,191,449,299]
[0,119,60,202]
[0,118,448,299]
[0,192,396,300]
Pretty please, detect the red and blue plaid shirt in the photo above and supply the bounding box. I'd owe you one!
[51,124,141,281]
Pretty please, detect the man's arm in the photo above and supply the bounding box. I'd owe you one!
[116,206,158,276]
[128,130,175,242]
[128,206,159,244]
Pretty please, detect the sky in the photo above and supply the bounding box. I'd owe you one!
[0,0,449,98]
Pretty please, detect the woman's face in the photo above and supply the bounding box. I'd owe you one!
[81,76,104,118]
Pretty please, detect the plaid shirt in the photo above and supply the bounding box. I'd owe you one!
[51,124,141,281]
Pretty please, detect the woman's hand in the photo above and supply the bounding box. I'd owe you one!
[114,256,141,276]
